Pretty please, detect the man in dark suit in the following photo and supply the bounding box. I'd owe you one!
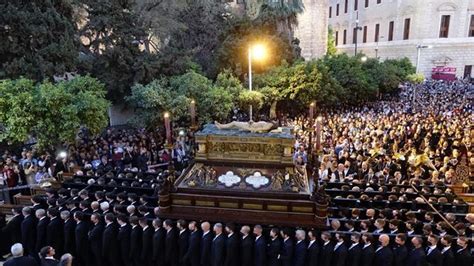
[139,217,153,266]
[184,221,201,266]
[253,225,266,266]
[39,246,58,266]
[361,233,375,266]
[347,233,362,266]
[393,233,408,266]
[374,234,393,266]
[164,219,179,266]
[306,230,319,266]
[440,235,455,266]
[116,214,132,266]
[407,236,427,266]
[35,209,49,254]
[88,213,104,266]
[454,236,472,266]
[46,208,63,257]
[240,225,253,266]
[102,213,119,266]
[2,207,23,247]
[224,223,240,266]
[177,219,190,266]
[426,235,443,266]
[129,216,142,266]
[200,221,213,266]
[152,218,165,266]
[73,212,88,266]
[292,229,306,266]
[4,243,37,266]
[211,223,226,266]
[61,210,75,256]
[22,207,38,257]
[267,227,282,266]
[279,228,294,266]
[319,232,333,266]
[332,233,348,266]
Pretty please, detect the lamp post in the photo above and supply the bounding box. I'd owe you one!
[354,12,363,56]
[375,36,384,59]
[413,44,432,109]
[248,44,266,121]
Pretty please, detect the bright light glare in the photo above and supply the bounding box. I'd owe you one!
[58,151,67,159]
[361,56,368,62]
[251,44,267,61]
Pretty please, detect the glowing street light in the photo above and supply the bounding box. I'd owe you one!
[248,43,267,121]
[361,56,368,62]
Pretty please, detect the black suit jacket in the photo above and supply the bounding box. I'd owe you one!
[165,228,179,266]
[74,221,88,264]
[129,225,142,262]
[211,234,226,266]
[224,233,240,266]
[426,248,443,266]
[21,215,37,255]
[200,232,213,266]
[306,241,319,266]
[393,244,408,266]
[184,230,201,266]
[63,219,75,254]
[2,214,23,244]
[117,224,132,264]
[40,258,58,266]
[152,227,165,264]
[332,242,348,266]
[102,223,119,265]
[267,237,282,266]
[4,256,38,266]
[407,247,426,266]
[374,246,393,266]
[36,217,49,252]
[441,248,454,266]
[141,227,154,264]
[240,235,253,266]
[347,243,362,266]
[360,244,375,266]
[280,238,293,266]
[254,235,266,266]
[319,242,334,266]
[88,223,104,260]
[178,229,190,266]
[293,240,306,266]
[454,248,472,266]
[46,217,63,253]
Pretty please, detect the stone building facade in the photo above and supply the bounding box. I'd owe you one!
[328,0,474,78]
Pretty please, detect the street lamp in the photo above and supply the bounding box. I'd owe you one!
[413,44,432,109]
[354,12,363,56]
[361,56,368,62]
[248,43,267,121]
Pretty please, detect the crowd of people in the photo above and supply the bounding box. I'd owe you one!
[0,79,472,266]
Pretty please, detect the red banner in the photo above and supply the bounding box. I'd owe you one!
[432,66,456,73]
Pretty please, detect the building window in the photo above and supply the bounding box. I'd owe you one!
[336,4,339,16]
[335,31,339,45]
[354,0,358,11]
[363,26,367,43]
[403,18,410,40]
[374,23,380,42]
[345,0,348,13]
[343,29,347,44]
[365,0,369,8]
[469,15,474,37]
[353,27,358,44]
[439,15,450,38]
[377,0,381,3]
[388,21,394,41]
[329,6,332,18]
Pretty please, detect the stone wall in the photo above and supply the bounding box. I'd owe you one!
[294,0,329,59]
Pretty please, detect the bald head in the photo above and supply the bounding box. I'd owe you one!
[201,221,210,232]
[379,234,390,246]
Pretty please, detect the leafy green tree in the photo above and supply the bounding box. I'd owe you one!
[0,76,110,149]
[327,26,337,56]
[214,69,245,102]
[407,73,425,84]
[0,0,79,81]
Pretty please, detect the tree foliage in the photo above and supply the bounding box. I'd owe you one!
[0,0,79,81]
[327,26,337,56]
[0,76,110,149]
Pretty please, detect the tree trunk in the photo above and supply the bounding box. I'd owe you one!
[269,101,278,119]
